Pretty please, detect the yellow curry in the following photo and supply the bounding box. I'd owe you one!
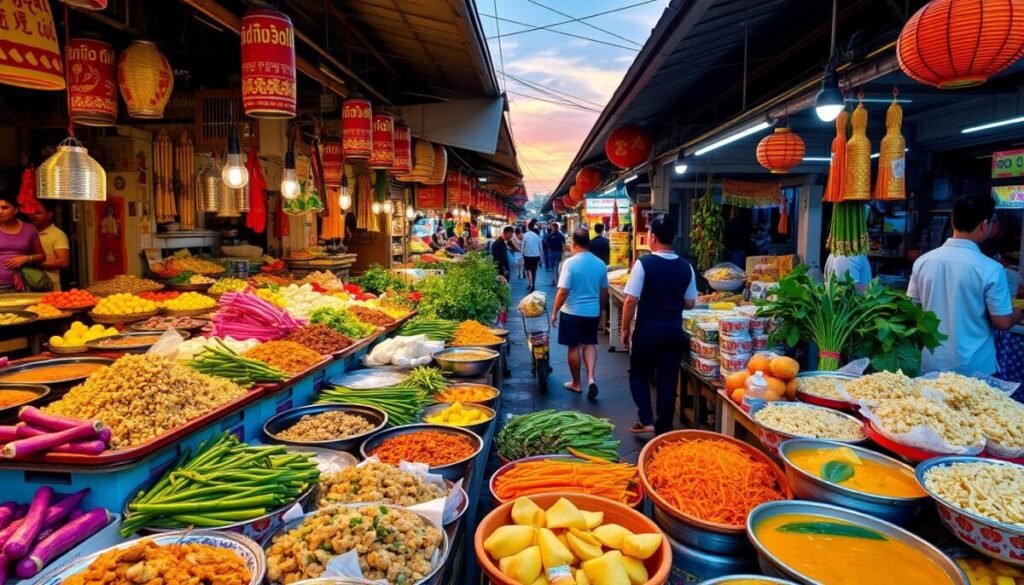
[754,513,955,585]
[788,446,926,499]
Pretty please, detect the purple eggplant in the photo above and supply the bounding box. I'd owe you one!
[0,426,18,442]
[14,504,27,520]
[4,486,52,559]
[45,489,89,526]
[17,408,105,435]
[14,508,109,578]
[0,502,16,530]
[67,509,85,522]
[12,426,106,455]
[2,422,102,459]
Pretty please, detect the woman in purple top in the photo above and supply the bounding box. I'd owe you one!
[0,191,45,290]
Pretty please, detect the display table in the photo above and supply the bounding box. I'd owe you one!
[715,387,765,449]
[679,362,720,430]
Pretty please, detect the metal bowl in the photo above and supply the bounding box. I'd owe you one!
[708,278,745,291]
[699,576,797,584]
[0,293,45,310]
[489,453,645,509]
[89,309,159,324]
[431,347,499,378]
[435,382,501,409]
[263,404,388,454]
[746,500,968,584]
[749,401,869,456]
[419,402,495,438]
[85,331,188,353]
[36,530,266,585]
[488,327,509,337]
[0,356,114,389]
[262,505,449,585]
[917,456,1024,566]
[360,423,483,482]
[794,371,859,412]
[168,281,214,292]
[318,477,468,527]
[666,535,759,583]
[131,317,211,334]
[0,309,37,328]
[329,369,407,390]
[0,383,49,420]
[778,439,928,525]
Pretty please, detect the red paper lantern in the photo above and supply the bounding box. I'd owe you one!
[605,125,652,169]
[240,8,296,118]
[576,167,602,192]
[367,113,395,169]
[756,127,806,174]
[393,124,412,173]
[322,137,343,187]
[342,98,372,159]
[898,0,1024,89]
[564,185,582,207]
[67,39,117,126]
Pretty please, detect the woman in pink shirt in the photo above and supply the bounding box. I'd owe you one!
[0,191,45,290]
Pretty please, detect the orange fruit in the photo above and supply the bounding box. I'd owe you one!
[730,388,745,403]
[725,370,751,391]
[770,356,800,380]
[764,375,787,398]
[785,378,798,401]
[747,353,773,374]
[764,390,782,401]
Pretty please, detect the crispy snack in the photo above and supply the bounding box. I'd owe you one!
[872,397,985,449]
[844,370,918,403]
[276,410,375,442]
[348,305,396,327]
[450,320,503,346]
[285,324,354,354]
[924,461,1024,527]
[795,376,849,400]
[319,461,446,507]
[917,373,1024,448]
[62,539,251,585]
[753,404,865,441]
[244,341,323,373]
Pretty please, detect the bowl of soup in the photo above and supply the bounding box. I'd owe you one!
[699,577,798,585]
[779,439,929,525]
[747,500,967,585]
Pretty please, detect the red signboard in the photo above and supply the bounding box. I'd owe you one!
[67,38,117,126]
[416,184,446,210]
[240,8,296,118]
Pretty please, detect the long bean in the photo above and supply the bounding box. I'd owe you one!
[317,385,432,425]
[188,339,288,385]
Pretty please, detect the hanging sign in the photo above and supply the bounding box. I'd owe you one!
[342,98,372,159]
[321,138,343,187]
[992,149,1024,179]
[240,8,297,118]
[991,185,1024,209]
[416,184,445,210]
[67,38,117,126]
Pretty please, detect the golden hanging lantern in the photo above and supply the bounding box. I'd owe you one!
[37,138,106,201]
[117,40,174,119]
[235,183,251,212]
[844,102,871,201]
[0,0,64,90]
[874,100,906,201]
[424,144,447,185]
[198,157,225,213]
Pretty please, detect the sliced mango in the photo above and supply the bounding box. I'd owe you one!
[592,524,633,550]
[575,569,591,585]
[581,510,604,530]
[538,528,574,571]
[500,545,543,585]
[566,531,603,562]
[545,497,587,530]
[568,527,601,547]
[556,533,579,564]
[485,525,537,559]
[621,556,648,585]
[512,497,547,528]
[582,550,631,585]
[621,533,662,561]
[530,575,551,585]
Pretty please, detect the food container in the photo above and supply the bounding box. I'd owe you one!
[475,492,672,585]
[0,293,45,310]
[708,278,745,292]
[84,331,188,353]
[718,315,750,334]
[488,327,510,337]
[749,281,779,301]
[917,457,1024,566]
[88,308,158,324]
[359,423,483,482]
[263,404,388,454]
[765,318,780,333]
[665,534,758,583]
[435,382,501,409]
[699,576,796,585]
[749,402,869,456]
[639,430,792,555]
[0,383,50,420]
[694,323,720,344]
[752,334,769,350]
[692,339,720,359]
[793,371,859,412]
[778,439,928,525]
[0,356,114,400]
[488,454,645,509]
[131,317,211,334]
[719,352,750,373]
[35,530,267,585]
[47,342,90,355]
[693,357,720,379]
[748,316,768,333]
[719,334,752,354]
[329,369,407,390]
[168,281,214,292]
[746,501,968,584]
[431,347,499,378]
[862,419,960,462]
[419,402,495,438]
[0,309,38,328]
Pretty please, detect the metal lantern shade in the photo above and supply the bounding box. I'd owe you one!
[342,98,372,159]
[898,0,1024,89]
[67,39,118,127]
[0,0,64,90]
[605,125,652,169]
[576,167,602,192]
[117,41,173,119]
[37,140,106,201]
[235,183,251,212]
[367,113,395,169]
[198,158,225,213]
[219,187,241,218]
[393,124,413,173]
[322,137,344,187]
[756,127,806,174]
[240,7,297,118]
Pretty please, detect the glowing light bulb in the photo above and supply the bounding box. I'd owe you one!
[372,201,382,214]
[222,129,249,189]
[339,191,352,210]
[382,200,394,214]
[405,205,415,220]
[281,150,299,200]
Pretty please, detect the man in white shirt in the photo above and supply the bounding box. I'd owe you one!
[908,195,1024,375]
[824,253,872,288]
[551,228,608,399]
[27,203,69,291]
[521,219,543,292]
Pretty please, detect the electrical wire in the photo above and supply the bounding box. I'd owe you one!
[525,0,642,47]
[501,71,607,109]
[492,0,659,39]
[492,0,507,94]
[478,11,640,51]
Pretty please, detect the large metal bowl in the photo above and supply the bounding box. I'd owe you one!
[0,357,114,399]
[360,423,483,482]
[749,401,868,456]
[489,453,645,509]
[419,402,495,438]
[746,500,968,584]
[0,383,49,420]
[263,404,388,454]
[431,346,499,378]
[0,309,37,328]
[778,439,928,525]
[435,382,501,409]
[85,331,189,353]
[917,456,1024,567]
[793,371,859,412]
[699,575,797,584]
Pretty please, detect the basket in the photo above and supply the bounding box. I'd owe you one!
[168,281,214,292]
[161,307,216,317]
[47,343,89,355]
[89,309,158,324]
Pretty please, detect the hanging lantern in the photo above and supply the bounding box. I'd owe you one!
[367,113,395,169]
[564,185,582,207]
[240,7,296,118]
[235,183,251,212]
[576,167,602,192]
[218,187,241,218]
[393,124,412,173]
[37,138,106,201]
[425,144,447,185]
[604,125,652,169]
[322,137,344,187]
[0,0,64,90]
[59,0,107,9]
[446,171,462,205]
[897,0,1024,89]
[342,98,372,159]
[66,39,117,126]
[756,127,806,174]
[844,102,872,201]
[460,172,472,204]
[874,100,906,201]
[117,40,173,119]
[198,157,225,213]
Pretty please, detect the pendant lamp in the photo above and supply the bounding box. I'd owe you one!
[0,0,64,91]
[198,157,225,213]
[37,138,106,202]
[117,40,173,118]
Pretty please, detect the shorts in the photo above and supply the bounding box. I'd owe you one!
[558,312,599,347]
[524,256,540,274]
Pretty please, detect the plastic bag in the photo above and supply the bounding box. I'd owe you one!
[703,262,745,282]
[518,291,547,317]
[857,396,986,456]
[147,329,185,359]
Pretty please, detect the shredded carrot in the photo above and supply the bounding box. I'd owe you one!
[494,457,639,503]
[371,431,476,466]
[644,438,785,527]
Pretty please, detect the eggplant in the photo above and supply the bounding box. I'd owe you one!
[14,508,109,578]
[2,422,103,459]
[13,426,106,455]
[4,486,52,559]
[0,502,16,530]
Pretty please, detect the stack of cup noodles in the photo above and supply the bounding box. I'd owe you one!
[718,314,751,375]
[688,320,720,379]
[683,307,784,380]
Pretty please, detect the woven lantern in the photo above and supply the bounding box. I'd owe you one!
[874,100,906,201]
[117,40,173,119]
[605,125,652,169]
[898,0,1024,89]
[576,167,602,192]
[0,0,64,90]
[844,102,872,201]
[342,98,372,159]
[424,144,447,185]
[393,124,412,174]
[756,127,806,174]
[198,157,225,213]
[241,7,296,118]
[37,138,106,201]
[67,39,117,126]
[235,183,251,212]
[321,137,343,187]
[367,113,395,169]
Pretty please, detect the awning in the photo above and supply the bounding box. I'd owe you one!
[398,97,505,154]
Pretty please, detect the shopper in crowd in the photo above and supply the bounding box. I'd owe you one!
[521,219,543,292]
[0,191,45,291]
[512,226,525,279]
[824,252,871,289]
[591,223,610,265]
[546,222,567,285]
[551,228,607,399]
[491,225,514,280]
[28,202,69,291]
[908,195,1024,376]
[621,214,697,434]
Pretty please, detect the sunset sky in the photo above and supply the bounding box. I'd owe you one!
[479,0,669,197]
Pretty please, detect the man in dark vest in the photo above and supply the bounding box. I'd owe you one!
[620,215,697,435]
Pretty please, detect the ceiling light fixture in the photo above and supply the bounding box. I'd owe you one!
[624,174,638,183]
[280,150,300,200]
[693,121,772,156]
[961,114,1024,134]
[674,153,688,174]
[338,174,352,210]
[221,126,249,189]
[814,0,844,122]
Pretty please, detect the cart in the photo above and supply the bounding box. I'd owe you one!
[522,308,551,393]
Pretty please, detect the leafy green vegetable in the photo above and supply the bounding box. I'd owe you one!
[691,180,724,272]
[356,264,407,295]
[821,460,855,483]
[168,271,195,285]
[309,307,377,339]
[415,253,509,322]
[497,409,619,461]
[778,521,887,541]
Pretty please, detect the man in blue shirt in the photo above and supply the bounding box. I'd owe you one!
[552,228,608,399]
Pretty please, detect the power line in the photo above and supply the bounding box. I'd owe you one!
[492,0,659,39]
[501,71,606,109]
[479,12,640,51]
[492,0,507,94]
[526,0,642,47]
[507,90,601,113]
[506,80,595,112]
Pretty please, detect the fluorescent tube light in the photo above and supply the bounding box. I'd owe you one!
[962,115,1024,134]
[802,156,832,162]
[693,121,771,156]
[624,174,638,183]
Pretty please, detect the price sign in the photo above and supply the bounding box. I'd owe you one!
[991,185,1024,209]
[992,149,1024,179]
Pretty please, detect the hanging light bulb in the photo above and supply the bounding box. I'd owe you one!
[338,174,352,210]
[405,204,416,220]
[382,200,394,215]
[280,150,300,200]
[222,127,250,189]
[372,201,382,214]
[815,68,844,122]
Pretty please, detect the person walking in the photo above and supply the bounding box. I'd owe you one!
[546,223,567,285]
[590,223,610,265]
[521,219,543,292]
[512,226,525,279]
[491,225,514,280]
[551,228,607,399]
[621,215,697,434]
[28,202,70,291]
